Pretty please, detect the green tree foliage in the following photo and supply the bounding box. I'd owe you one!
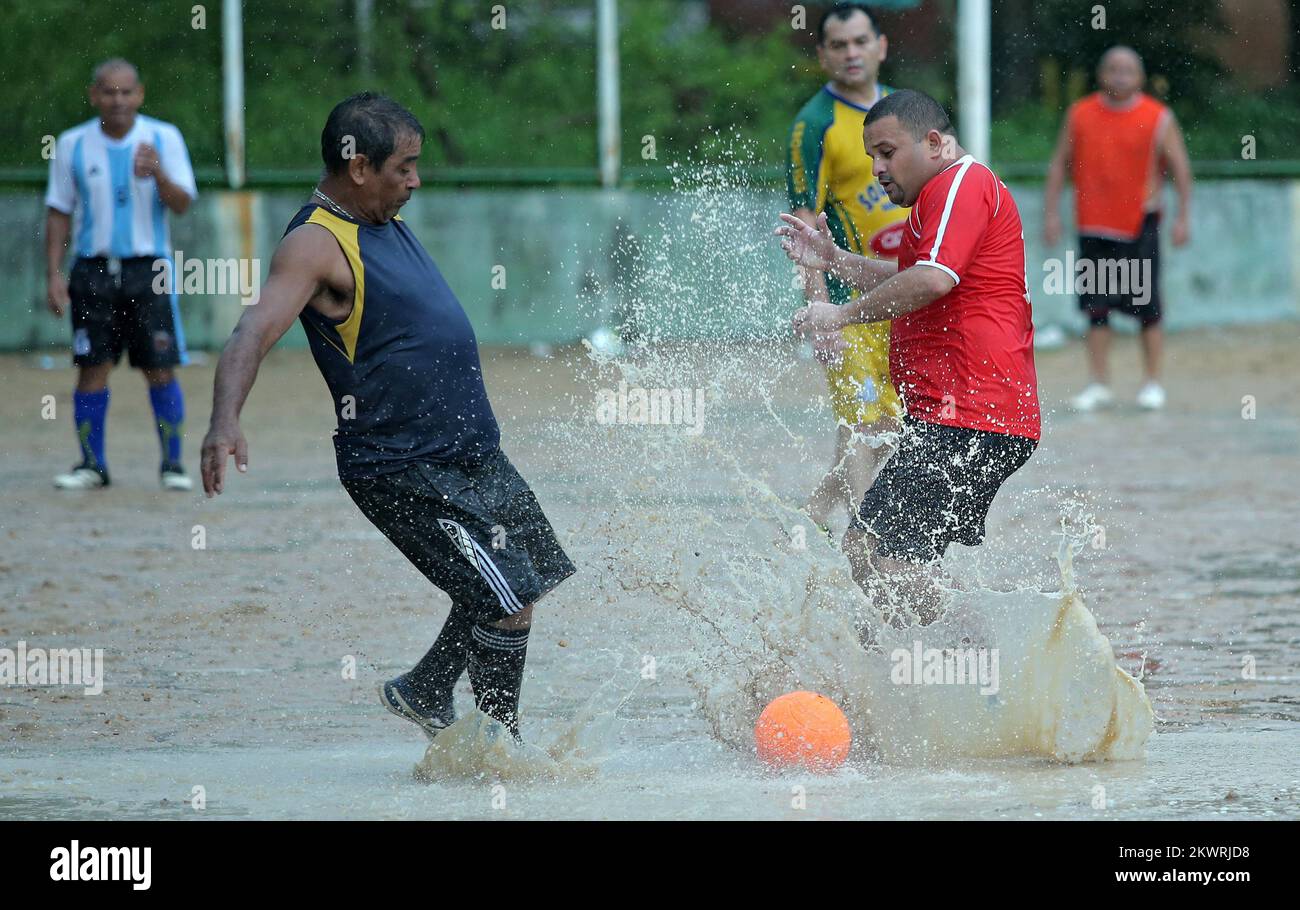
[1,0,223,169]
[1026,0,1226,105]
[0,0,811,174]
[0,0,1293,178]
[993,0,1300,164]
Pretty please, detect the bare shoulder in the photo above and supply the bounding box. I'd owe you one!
[274,223,352,288]
[273,222,344,271]
[271,222,354,319]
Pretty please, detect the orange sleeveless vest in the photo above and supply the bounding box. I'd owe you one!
[1069,92,1171,240]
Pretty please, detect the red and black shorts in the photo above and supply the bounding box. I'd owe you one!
[69,256,184,369]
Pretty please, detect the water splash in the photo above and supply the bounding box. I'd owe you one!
[527,138,1154,772]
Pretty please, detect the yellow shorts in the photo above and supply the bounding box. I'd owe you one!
[825,321,902,427]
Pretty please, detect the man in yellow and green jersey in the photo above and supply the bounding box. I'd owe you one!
[786,2,909,534]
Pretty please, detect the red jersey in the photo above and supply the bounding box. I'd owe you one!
[891,155,1040,441]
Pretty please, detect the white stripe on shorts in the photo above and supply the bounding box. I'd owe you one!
[437,518,525,615]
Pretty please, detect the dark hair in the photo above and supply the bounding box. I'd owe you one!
[864,88,954,140]
[816,3,881,45]
[321,92,425,175]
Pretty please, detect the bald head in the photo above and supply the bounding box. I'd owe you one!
[92,58,139,88]
[1097,46,1144,101]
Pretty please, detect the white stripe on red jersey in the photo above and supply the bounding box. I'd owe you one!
[891,155,1040,440]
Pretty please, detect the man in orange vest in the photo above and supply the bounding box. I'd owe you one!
[1045,46,1193,411]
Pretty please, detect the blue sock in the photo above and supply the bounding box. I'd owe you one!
[148,378,185,466]
[73,388,110,470]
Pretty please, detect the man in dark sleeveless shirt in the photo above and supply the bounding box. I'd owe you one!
[199,93,575,743]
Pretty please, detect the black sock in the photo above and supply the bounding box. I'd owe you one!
[408,601,474,699]
[467,623,530,737]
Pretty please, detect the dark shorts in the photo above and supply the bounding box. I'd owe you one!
[852,417,1036,563]
[341,448,576,622]
[69,256,184,368]
[1077,213,1162,328]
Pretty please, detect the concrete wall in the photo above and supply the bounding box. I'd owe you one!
[4,180,1297,353]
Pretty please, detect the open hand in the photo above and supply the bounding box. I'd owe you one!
[775,211,838,271]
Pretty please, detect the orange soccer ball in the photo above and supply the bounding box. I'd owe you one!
[755,690,852,772]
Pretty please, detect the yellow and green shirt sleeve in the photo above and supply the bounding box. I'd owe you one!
[786,90,854,305]
[786,91,836,213]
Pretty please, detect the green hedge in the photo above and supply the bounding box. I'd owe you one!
[2,0,1296,180]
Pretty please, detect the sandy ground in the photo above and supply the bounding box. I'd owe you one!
[1,323,1298,819]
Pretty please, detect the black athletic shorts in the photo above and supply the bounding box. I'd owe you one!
[1077,212,1162,328]
[341,448,576,621]
[852,417,1037,563]
[69,256,183,368]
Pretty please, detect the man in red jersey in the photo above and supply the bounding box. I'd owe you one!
[776,89,1039,630]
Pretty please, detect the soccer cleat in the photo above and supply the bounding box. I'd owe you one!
[1135,381,1166,411]
[53,462,110,490]
[379,674,456,740]
[160,462,193,491]
[1070,382,1113,412]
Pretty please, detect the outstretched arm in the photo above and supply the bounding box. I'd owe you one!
[792,265,954,335]
[201,226,338,496]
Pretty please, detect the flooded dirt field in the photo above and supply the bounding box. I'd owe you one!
[1,323,1297,819]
